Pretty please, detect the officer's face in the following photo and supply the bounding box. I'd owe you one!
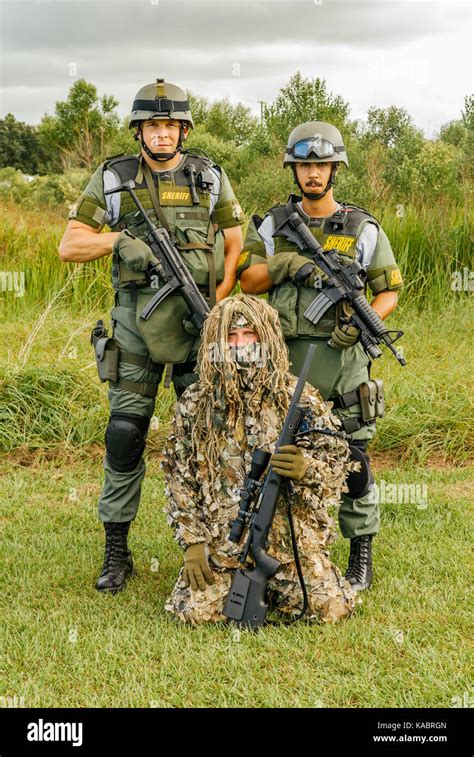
[227,328,259,346]
[141,119,187,153]
[295,161,332,192]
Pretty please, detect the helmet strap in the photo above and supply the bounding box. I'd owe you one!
[292,163,338,200]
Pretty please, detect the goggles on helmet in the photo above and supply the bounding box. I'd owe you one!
[287,136,344,160]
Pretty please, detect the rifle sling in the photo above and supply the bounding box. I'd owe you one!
[143,162,216,307]
[142,161,172,235]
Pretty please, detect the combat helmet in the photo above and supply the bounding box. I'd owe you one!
[129,78,193,161]
[284,121,348,199]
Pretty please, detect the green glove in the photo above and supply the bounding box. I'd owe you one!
[329,300,360,349]
[270,444,309,481]
[112,229,156,272]
[267,251,326,287]
[182,543,215,591]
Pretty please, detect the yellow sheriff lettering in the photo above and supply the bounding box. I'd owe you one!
[323,235,354,253]
[162,191,191,200]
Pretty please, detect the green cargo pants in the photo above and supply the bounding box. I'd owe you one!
[286,337,379,539]
[97,292,199,523]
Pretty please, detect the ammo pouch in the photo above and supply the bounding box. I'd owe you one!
[359,379,385,422]
[330,379,384,432]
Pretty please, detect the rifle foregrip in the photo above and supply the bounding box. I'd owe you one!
[352,295,387,337]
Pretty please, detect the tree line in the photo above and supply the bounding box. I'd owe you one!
[0,73,472,213]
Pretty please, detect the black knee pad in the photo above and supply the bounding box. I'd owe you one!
[346,443,374,499]
[105,413,150,473]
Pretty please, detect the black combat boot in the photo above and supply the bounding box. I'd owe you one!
[96,522,134,593]
[345,534,373,591]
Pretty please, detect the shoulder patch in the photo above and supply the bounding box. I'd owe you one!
[237,250,250,269]
[387,268,403,287]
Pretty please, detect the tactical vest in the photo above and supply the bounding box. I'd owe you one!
[266,197,379,338]
[104,151,225,364]
[105,151,225,294]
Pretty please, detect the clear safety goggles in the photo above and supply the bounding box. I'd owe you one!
[288,136,343,160]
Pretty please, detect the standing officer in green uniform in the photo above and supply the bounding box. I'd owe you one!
[59,78,244,593]
[238,121,403,591]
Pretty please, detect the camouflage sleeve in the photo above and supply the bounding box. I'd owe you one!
[210,166,245,230]
[366,224,404,293]
[236,214,269,277]
[68,163,108,230]
[295,384,352,507]
[161,401,214,549]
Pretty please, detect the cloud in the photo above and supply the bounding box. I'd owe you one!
[0,0,471,133]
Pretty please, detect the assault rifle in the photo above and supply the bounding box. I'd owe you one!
[273,207,406,366]
[105,179,210,330]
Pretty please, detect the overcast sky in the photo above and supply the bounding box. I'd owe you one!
[0,0,472,136]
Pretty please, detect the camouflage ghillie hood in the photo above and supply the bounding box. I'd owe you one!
[190,294,291,490]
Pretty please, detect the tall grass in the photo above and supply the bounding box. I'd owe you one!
[377,201,473,308]
[0,199,472,316]
[0,202,112,316]
[0,201,472,461]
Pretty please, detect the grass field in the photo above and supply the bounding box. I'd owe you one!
[1,452,472,708]
[1,300,472,708]
[0,202,472,709]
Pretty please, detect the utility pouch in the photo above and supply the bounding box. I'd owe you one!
[358,379,384,422]
[118,259,149,287]
[135,292,195,364]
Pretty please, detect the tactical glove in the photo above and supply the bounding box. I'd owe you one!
[267,252,326,287]
[182,543,215,591]
[329,300,360,350]
[270,444,309,481]
[112,229,157,272]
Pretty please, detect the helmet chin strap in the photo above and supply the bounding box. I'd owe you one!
[137,122,185,163]
[292,163,338,200]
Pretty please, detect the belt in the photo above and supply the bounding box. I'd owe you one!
[329,389,360,409]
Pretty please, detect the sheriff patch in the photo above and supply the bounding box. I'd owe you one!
[323,235,355,253]
[161,191,191,201]
[232,201,244,221]
[388,268,403,287]
[237,250,250,269]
